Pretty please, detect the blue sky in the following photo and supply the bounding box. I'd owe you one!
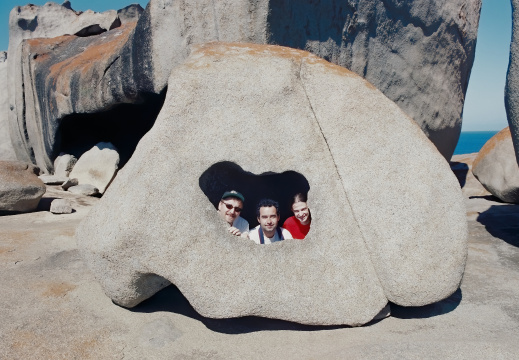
[0,0,513,132]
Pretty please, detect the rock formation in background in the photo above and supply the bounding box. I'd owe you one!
[77,44,467,326]
[6,1,144,172]
[472,127,519,203]
[0,51,16,161]
[6,0,481,173]
[0,161,46,214]
[506,0,519,165]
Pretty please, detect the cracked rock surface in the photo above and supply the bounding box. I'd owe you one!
[76,43,467,326]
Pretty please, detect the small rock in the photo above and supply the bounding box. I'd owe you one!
[54,153,77,177]
[38,174,69,185]
[61,178,79,191]
[68,184,99,196]
[50,199,73,214]
[69,142,119,194]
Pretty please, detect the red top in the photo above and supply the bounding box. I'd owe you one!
[283,216,310,240]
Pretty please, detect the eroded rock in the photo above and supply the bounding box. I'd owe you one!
[0,160,45,214]
[61,178,78,191]
[69,142,119,194]
[472,127,519,203]
[506,0,519,165]
[54,153,77,177]
[38,174,69,185]
[76,43,467,326]
[0,51,16,161]
[68,184,99,197]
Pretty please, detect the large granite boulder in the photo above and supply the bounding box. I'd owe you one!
[8,0,480,172]
[69,142,119,194]
[506,0,519,165]
[472,127,519,203]
[76,43,467,326]
[0,51,16,161]
[140,0,481,160]
[7,1,144,170]
[0,161,46,214]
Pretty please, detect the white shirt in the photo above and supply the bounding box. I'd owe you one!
[249,226,293,244]
[232,216,249,236]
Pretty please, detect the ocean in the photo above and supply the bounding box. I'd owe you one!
[453,131,499,155]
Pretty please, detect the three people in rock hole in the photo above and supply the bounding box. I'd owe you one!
[218,190,311,243]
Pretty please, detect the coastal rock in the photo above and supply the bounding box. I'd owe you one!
[506,0,519,165]
[61,178,78,191]
[7,2,144,170]
[0,51,16,161]
[54,153,77,177]
[8,0,480,171]
[69,142,119,194]
[67,184,99,197]
[472,127,519,203]
[50,199,73,214]
[0,161,45,214]
[38,174,69,185]
[77,44,467,326]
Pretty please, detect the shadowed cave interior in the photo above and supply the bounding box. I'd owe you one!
[199,162,310,227]
[56,90,166,169]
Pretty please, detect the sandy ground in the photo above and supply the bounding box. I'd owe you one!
[1,154,518,359]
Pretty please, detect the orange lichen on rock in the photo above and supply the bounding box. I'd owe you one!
[473,127,511,168]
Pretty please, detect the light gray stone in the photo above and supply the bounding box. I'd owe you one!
[61,178,78,191]
[472,127,519,203]
[67,184,99,197]
[506,0,519,165]
[50,198,73,214]
[6,1,139,169]
[54,153,77,177]
[69,142,119,194]
[0,51,16,161]
[38,174,69,185]
[76,43,467,326]
[0,160,45,213]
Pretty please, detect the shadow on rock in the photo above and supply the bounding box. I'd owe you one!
[390,288,462,319]
[469,195,504,202]
[450,161,469,188]
[129,284,350,334]
[477,205,519,247]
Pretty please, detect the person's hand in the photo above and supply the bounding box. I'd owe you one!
[228,226,241,236]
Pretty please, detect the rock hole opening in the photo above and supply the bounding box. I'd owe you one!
[199,161,310,227]
[56,90,166,169]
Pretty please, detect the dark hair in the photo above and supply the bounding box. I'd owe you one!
[256,198,280,218]
[291,193,308,206]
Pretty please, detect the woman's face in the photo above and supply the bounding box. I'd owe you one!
[292,201,310,225]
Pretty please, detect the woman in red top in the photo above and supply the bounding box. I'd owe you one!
[283,193,311,239]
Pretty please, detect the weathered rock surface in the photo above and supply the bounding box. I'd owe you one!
[472,127,519,203]
[69,142,119,194]
[50,198,73,214]
[506,0,519,165]
[38,174,69,185]
[61,177,78,191]
[0,160,45,213]
[7,1,143,171]
[67,184,99,196]
[54,153,77,177]
[0,51,16,161]
[8,0,480,171]
[77,44,467,326]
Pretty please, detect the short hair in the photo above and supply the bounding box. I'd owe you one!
[256,198,280,218]
[291,192,308,206]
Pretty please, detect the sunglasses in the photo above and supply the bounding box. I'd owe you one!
[221,201,242,212]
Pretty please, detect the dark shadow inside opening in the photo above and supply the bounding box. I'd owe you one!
[199,161,310,227]
[56,90,166,169]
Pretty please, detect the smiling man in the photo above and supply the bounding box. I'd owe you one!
[218,190,249,238]
[249,199,293,244]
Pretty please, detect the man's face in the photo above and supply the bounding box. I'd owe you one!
[218,198,243,226]
[257,206,279,234]
[292,201,310,225]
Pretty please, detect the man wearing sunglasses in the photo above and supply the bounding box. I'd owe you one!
[218,190,249,238]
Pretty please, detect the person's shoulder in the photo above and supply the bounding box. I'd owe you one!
[283,216,296,227]
[249,225,260,241]
[280,227,293,239]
